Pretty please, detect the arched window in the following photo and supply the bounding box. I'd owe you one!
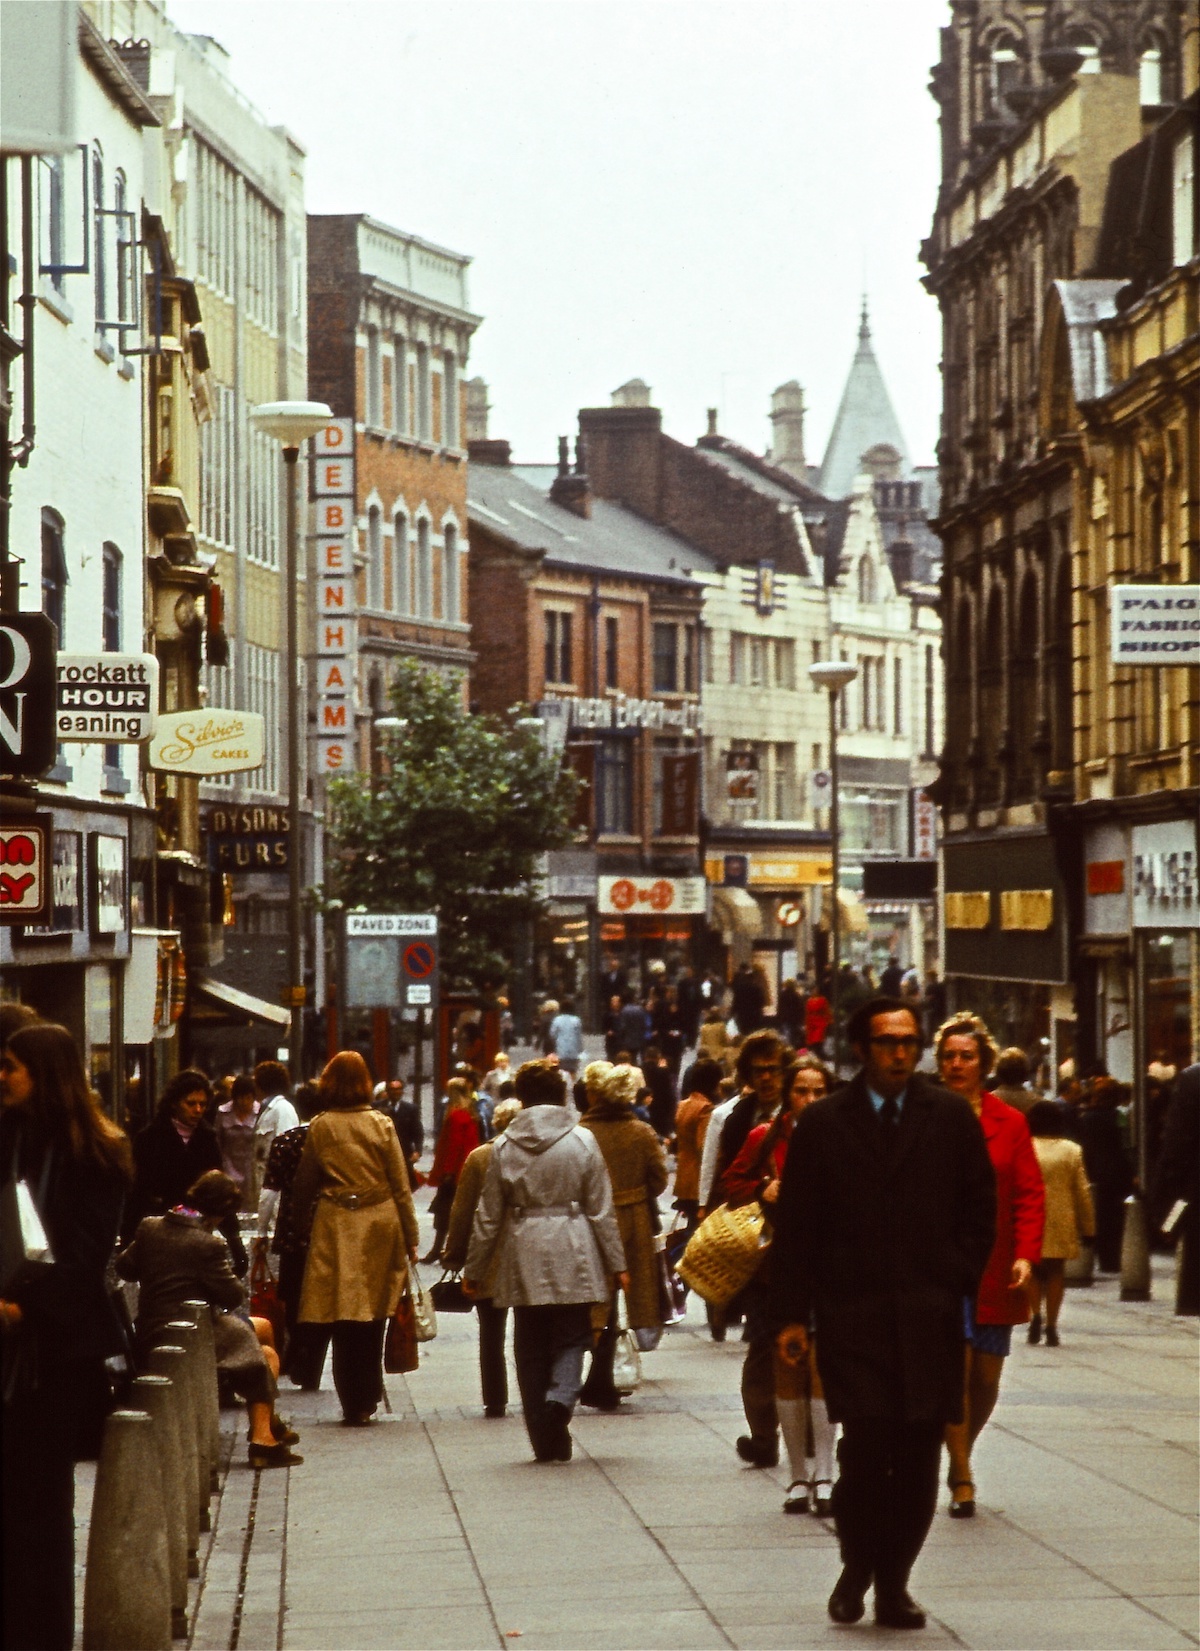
[393,510,409,614]
[979,586,1005,802]
[988,37,1022,109]
[858,556,877,605]
[1011,572,1040,797]
[442,522,459,623]
[366,505,383,609]
[1139,46,1162,106]
[416,518,432,617]
[1074,40,1101,73]
[41,509,67,642]
[93,147,106,324]
[113,171,130,326]
[1050,559,1073,771]
[102,543,122,650]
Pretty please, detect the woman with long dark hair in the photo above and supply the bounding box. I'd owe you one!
[0,1022,133,1651]
[292,1052,420,1424]
[125,1067,247,1271]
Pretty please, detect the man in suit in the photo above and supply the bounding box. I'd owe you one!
[772,996,996,1630]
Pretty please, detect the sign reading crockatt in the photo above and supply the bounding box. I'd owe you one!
[148,710,266,776]
[55,654,159,742]
[1110,585,1200,667]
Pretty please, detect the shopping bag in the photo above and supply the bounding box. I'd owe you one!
[408,1260,437,1341]
[612,1292,642,1394]
[675,1200,768,1307]
[0,1177,54,1292]
[384,1288,419,1374]
[656,1241,687,1324]
[249,1245,286,1346]
[428,1271,474,1313]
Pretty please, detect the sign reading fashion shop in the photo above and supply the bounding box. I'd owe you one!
[1110,584,1200,667]
[546,694,702,734]
[148,710,266,776]
[54,654,159,742]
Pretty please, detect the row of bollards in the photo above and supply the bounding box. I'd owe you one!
[82,1301,223,1650]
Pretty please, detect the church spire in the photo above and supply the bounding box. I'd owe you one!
[818,299,910,498]
[858,295,871,345]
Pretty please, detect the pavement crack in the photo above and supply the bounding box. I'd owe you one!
[228,1469,262,1651]
[416,1411,507,1649]
[990,1416,1199,1523]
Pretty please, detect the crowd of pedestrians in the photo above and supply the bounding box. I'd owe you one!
[1,977,1196,1646]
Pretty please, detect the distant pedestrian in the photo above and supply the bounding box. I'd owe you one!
[641,1043,677,1140]
[443,1097,524,1417]
[777,977,804,1048]
[936,1014,1044,1519]
[215,1073,260,1211]
[804,986,832,1056]
[425,1078,482,1262]
[548,997,585,1076]
[992,1047,1038,1114]
[292,1052,419,1426]
[252,1061,300,1249]
[1149,1064,1199,1317]
[1026,1102,1095,1346]
[615,993,650,1063]
[464,1060,626,1463]
[731,962,767,1036]
[772,995,995,1631]
[1078,1079,1133,1272]
[713,1030,787,1201]
[262,1091,327,1390]
[697,1005,734,1071]
[673,1058,722,1229]
[879,957,905,997]
[125,1069,246,1272]
[381,1077,424,1171]
[578,1064,667,1411]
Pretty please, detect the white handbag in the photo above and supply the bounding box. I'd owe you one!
[612,1292,642,1394]
[408,1261,438,1342]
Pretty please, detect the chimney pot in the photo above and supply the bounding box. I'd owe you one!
[706,408,718,438]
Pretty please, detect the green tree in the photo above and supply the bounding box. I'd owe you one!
[324,661,577,992]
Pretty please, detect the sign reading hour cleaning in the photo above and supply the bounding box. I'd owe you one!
[55,654,159,742]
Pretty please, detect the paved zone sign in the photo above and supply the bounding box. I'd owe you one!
[344,913,439,1009]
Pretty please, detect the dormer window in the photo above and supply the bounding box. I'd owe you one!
[858,557,877,605]
[1139,47,1163,106]
[989,44,1021,108]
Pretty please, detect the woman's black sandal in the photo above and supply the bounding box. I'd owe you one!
[948,1479,975,1518]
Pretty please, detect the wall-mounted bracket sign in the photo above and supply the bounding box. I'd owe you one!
[0,816,53,922]
[148,709,266,776]
[55,654,159,742]
[1110,584,1199,667]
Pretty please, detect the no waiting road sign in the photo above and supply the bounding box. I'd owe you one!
[404,940,436,979]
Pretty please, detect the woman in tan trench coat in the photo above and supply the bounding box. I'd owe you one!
[293,1052,420,1424]
[578,1061,667,1409]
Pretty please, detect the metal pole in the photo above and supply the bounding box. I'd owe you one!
[284,445,303,1077]
[829,687,841,1072]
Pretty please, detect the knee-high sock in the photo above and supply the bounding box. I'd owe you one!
[776,1397,809,1485]
[811,1397,836,1484]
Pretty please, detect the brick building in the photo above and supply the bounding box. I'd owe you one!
[307,213,480,772]
[468,434,709,1025]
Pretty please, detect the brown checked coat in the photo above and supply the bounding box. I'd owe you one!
[580,1098,668,1328]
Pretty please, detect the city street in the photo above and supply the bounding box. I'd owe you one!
[75,1237,1198,1651]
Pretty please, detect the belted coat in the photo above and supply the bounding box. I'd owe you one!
[580,1100,668,1328]
[770,1071,996,1425]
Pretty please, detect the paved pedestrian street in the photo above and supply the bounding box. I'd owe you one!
[74,1245,1197,1651]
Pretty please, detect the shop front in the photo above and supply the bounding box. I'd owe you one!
[595,873,706,1005]
[943,831,1071,1069]
[704,831,832,1002]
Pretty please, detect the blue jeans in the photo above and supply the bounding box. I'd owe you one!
[512,1303,591,1454]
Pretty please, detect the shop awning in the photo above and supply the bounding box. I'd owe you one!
[711,885,763,938]
[191,974,291,1030]
[816,888,869,934]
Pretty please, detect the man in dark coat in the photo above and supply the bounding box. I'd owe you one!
[772,996,996,1630]
[1150,1063,1199,1316]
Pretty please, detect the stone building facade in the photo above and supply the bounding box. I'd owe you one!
[923,0,1197,1071]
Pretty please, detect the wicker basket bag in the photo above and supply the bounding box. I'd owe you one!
[675,1201,769,1306]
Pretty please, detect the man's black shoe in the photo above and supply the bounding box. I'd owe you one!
[735,1433,778,1467]
[544,1400,573,1461]
[874,1590,926,1630]
[827,1568,869,1624]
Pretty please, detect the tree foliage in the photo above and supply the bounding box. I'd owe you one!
[324,661,577,993]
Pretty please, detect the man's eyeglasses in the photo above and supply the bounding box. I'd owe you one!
[750,1064,783,1078]
[869,1036,920,1053]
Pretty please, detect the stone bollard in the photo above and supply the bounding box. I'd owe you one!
[182,1299,222,1490]
[1119,1192,1152,1301]
[148,1344,201,1578]
[82,1410,172,1651]
[131,1376,190,1640]
[164,1318,212,1532]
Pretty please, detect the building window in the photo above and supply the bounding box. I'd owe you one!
[393,336,408,433]
[1138,47,1162,105]
[245,644,281,794]
[893,656,904,734]
[749,637,767,687]
[93,148,106,325]
[773,744,795,819]
[247,428,280,569]
[701,625,713,685]
[605,615,619,689]
[416,343,431,440]
[812,638,823,664]
[201,384,236,550]
[442,523,459,623]
[1173,131,1196,267]
[194,139,237,301]
[443,350,458,448]
[595,735,634,835]
[365,327,382,427]
[101,543,123,773]
[416,518,433,618]
[41,510,67,642]
[44,155,66,292]
[393,511,410,614]
[731,632,747,685]
[923,644,936,757]
[366,505,384,609]
[544,610,573,685]
[653,622,678,692]
[774,638,795,689]
[858,556,877,604]
[244,187,280,335]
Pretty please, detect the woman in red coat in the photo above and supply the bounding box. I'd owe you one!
[424,1077,482,1262]
[936,1014,1044,1518]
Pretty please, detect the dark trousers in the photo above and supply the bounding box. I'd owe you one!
[832,1417,943,1594]
[330,1319,386,1418]
[477,1298,509,1411]
[741,1280,778,1444]
[512,1303,591,1455]
[279,1251,330,1388]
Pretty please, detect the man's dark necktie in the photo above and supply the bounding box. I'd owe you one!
[879,1094,899,1152]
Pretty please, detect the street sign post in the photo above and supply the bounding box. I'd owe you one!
[343,913,439,1010]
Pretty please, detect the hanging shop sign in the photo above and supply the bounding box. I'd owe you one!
[89,832,128,936]
[912,789,938,860]
[726,749,760,802]
[314,419,357,779]
[1131,819,1199,930]
[659,752,699,836]
[0,611,56,779]
[205,806,289,872]
[597,875,706,916]
[547,693,702,734]
[54,654,158,742]
[1110,584,1200,667]
[148,709,266,776]
[0,816,53,922]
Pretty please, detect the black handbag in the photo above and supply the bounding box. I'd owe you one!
[428,1270,474,1313]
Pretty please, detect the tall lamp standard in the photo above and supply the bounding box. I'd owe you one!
[249,400,332,1078]
[808,659,858,1071]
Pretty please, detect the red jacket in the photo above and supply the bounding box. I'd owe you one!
[428,1106,481,1187]
[976,1089,1045,1324]
[723,1119,789,1207]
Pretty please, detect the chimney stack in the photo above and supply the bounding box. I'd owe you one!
[769,381,806,475]
[549,433,592,518]
[611,378,651,408]
[465,376,491,442]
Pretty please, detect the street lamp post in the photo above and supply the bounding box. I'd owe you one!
[249,400,332,1078]
[809,659,858,1072]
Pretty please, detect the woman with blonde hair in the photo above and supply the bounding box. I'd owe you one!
[1026,1102,1095,1347]
[935,1013,1044,1517]
[578,1063,667,1410]
[292,1052,419,1425]
[424,1075,482,1262]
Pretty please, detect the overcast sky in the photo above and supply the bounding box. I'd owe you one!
[168,0,949,472]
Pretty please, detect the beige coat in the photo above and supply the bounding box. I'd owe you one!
[580,1102,668,1328]
[1033,1136,1095,1260]
[443,1142,495,1287]
[293,1107,419,1323]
